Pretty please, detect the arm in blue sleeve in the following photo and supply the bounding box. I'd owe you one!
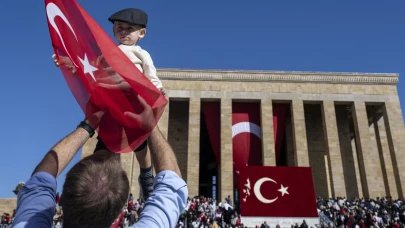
[12,172,57,228]
[132,170,188,228]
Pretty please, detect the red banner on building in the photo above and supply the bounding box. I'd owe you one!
[203,102,221,164]
[45,0,167,153]
[239,166,318,217]
[232,102,263,187]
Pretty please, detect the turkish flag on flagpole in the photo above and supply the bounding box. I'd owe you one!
[45,0,167,152]
[239,166,318,218]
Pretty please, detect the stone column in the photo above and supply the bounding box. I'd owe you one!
[158,100,170,139]
[321,101,346,197]
[187,98,201,197]
[131,155,141,199]
[81,132,98,158]
[382,101,405,198]
[352,101,385,197]
[121,152,134,193]
[291,100,309,166]
[351,139,363,198]
[374,111,398,199]
[285,114,295,166]
[261,99,275,166]
[220,98,233,200]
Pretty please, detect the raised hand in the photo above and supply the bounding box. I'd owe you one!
[123,94,155,132]
[85,99,106,129]
[52,54,77,74]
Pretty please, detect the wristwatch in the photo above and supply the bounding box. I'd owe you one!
[77,121,95,138]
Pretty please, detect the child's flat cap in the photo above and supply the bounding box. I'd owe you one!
[108,8,148,28]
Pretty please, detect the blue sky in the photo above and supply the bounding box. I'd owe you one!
[0,0,404,198]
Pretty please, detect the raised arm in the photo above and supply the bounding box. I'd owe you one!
[13,119,96,228]
[147,127,181,177]
[32,120,93,178]
[132,127,187,228]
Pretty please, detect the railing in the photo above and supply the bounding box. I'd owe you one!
[319,211,335,227]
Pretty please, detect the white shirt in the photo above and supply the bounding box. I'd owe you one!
[118,44,163,89]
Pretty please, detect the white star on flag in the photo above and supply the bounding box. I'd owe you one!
[78,53,98,81]
[278,184,289,196]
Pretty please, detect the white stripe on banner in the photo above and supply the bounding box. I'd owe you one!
[232,122,262,139]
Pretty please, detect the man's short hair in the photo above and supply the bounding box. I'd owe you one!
[60,150,129,228]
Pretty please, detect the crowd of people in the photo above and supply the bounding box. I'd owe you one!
[317,196,405,228]
[6,183,405,228]
[173,195,308,228]
[176,196,239,228]
[1,212,12,226]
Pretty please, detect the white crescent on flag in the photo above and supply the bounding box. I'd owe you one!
[253,177,278,204]
[46,3,79,67]
[232,122,262,139]
[46,2,98,81]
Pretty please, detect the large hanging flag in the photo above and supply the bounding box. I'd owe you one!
[45,0,167,152]
[239,166,318,217]
[232,102,263,187]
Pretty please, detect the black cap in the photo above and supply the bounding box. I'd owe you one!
[108,8,148,28]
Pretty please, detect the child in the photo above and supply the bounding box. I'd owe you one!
[100,8,160,203]
[108,8,167,96]
[53,8,162,203]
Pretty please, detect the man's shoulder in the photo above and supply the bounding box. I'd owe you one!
[13,172,57,228]
[154,170,187,190]
[21,172,57,191]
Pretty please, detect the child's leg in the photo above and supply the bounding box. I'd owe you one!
[134,141,154,203]
[94,137,107,153]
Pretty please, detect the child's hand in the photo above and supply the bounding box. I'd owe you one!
[52,54,60,67]
[52,54,77,74]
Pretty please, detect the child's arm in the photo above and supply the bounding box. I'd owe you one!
[138,49,163,89]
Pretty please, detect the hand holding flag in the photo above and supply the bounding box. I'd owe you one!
[52,54,77,74]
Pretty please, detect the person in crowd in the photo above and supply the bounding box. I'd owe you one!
[317,196,405,228]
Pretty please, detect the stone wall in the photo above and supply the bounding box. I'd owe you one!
[304,103,329,198]
[335,105,361,198]
[167,100,190,181]
[162,80,398,102]
[0,198,16,215]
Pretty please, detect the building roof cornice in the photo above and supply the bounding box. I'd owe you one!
[157,68,399,85]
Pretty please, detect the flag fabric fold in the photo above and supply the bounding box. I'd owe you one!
[45,0,167,152]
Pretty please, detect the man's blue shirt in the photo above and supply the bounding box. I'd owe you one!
[12,170,188,228]
[13,172,57,228]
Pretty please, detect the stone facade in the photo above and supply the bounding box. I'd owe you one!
[80,68,404,200]
[0,198,16,215]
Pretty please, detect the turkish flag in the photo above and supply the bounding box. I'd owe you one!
[239,166,318,217]
[232,102,263,187]
[110,211,125,228]
[45,0,167,152]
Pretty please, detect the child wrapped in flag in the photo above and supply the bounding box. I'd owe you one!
[52,7,165,202]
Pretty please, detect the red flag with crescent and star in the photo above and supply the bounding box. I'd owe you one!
[232,102,263,188]
[239,166,318,217]
[44,0,167,152]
